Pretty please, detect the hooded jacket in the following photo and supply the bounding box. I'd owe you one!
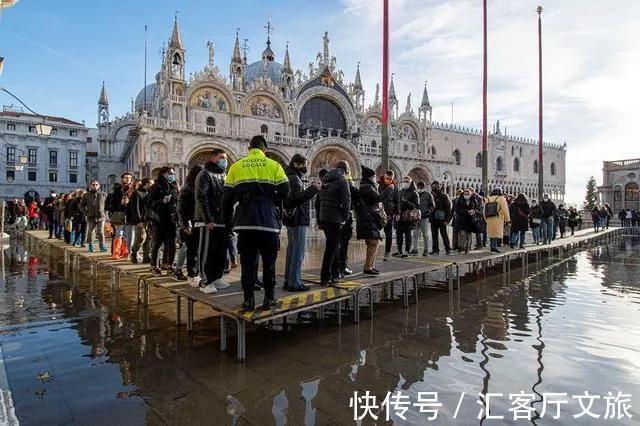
[81,190,107,221]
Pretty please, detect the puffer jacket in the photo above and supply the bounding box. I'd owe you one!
[397,182,420,230]
[355,177,383,240]
[81,190,107,221]
[126,188,148,225]
[454,195,482,233]
[283,166,318,227]
[539,199,557,219]
[194,161,225,226]
[318,169,351,225]
[431,190,452,223]
[380,183,399,217]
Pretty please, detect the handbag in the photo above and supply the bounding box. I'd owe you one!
[372,203,388,230]
[434,209,446,221]
[401,209,422,223]
[110,211,127,225]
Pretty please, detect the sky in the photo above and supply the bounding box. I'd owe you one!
[1,0,639,203]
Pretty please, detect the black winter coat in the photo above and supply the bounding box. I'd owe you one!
[126,188,148,225]
[318,169,351,225]
[147,176,178,223]
[431,190,452,223]
[355,178,383,240]
[194,161,225,226]
[539,199,557,219]
[177,183,196,230]
[397,183,419,231]
[283,166,318,227]
[510,198,531,232]
[454,196,482,233]
[381,184,399,216]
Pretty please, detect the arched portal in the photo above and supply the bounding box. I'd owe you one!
[310,145,358,179]
[299,97,347,139]
[266,151,288,169]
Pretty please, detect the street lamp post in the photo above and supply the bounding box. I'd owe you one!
[537,6,544,200]
[381,0,390,173]
[481,0,489,194]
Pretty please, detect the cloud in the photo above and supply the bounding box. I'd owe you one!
[335,0,640,204]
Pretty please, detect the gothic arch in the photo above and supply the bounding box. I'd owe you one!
[373,159,402,181]
[406,164,434,185]
[241,90,289,124]
[396,119,420,142]
[306,137,363,178]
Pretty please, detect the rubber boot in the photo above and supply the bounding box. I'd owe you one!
[88,243,94,253]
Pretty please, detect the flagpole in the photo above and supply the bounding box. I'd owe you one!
[537,6,544,200]
[144,25,148,114]
[481,0,489,194]
[381,0,390,173]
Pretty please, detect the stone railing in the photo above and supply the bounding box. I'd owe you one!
[170,95,186,103]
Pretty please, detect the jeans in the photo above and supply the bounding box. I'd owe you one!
[383,221,394,254]
[412,218,429,253]
[285,226,307,289]
[86,219,105,245]
[73,220,86,245]
[150,220,177,268]
[532,226,541,243]
[113,224,134,254]
[321,222,343,283]
[430,220,451,252]
[459,230,473,252]
[238,230,279,298]
[197,226,228,284]
[510,230,526,247]
[540,217,554,243]
[48,217,57,238]
[14,216,27,231]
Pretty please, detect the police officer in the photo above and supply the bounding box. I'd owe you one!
[223,135,290,310]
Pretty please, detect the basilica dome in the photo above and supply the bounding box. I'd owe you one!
[135,83,157,113]
[244,60,283,87]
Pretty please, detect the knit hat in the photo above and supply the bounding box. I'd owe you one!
[361,165,376,180]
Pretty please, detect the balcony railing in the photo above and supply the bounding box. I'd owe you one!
[170,95,186,103]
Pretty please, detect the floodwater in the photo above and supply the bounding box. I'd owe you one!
[1,234,640,425]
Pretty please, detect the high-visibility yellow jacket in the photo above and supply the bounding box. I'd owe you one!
[223,148,290,233]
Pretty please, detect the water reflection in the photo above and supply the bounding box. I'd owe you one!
[1,237,639,424]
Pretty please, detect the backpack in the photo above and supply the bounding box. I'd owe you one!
[485,196,501,218]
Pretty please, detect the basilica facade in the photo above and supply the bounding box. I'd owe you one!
[91,16,567,202]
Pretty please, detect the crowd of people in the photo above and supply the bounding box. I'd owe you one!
[5,135,640,310]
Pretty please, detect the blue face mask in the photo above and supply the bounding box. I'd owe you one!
[165,173,176,183]
[217,159,228,170]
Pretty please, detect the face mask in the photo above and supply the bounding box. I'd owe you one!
[464,194,471,200]
[431,186,439,192]
[543,197,549,201]
[50,193,56,198]
[417,189,425,194]
[165,173,176,183]
[217,159,228,170]
[298,166,308,175]
[403,182,410,189]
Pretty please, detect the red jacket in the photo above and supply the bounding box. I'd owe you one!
[28,202,39,219]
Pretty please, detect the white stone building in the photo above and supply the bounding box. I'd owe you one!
[91,17,566,201]
[0,107,88,202]
[599,159,640,212]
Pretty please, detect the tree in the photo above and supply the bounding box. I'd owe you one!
[583,176,598,211]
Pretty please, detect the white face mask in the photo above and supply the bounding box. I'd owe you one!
[464,194,471,200]
[403,182,411,189]
[417,188,426,194]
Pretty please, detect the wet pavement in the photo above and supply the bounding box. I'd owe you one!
[1,233,640,425]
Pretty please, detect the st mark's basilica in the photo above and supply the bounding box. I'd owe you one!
[90,16,567,201]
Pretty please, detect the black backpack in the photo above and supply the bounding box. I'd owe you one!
[485,196,501,218]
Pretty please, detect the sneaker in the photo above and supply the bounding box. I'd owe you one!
[99,243,108,252]
[429,251,439,255]
[200,283,218,294]
[213,279,230,290]
[151,267,162,276]
[254,281,264,291]
[87,243,94,253]
[188,277,200,288]
[223,268,231,274]
[409,249,419,255]
[131,253,139,264]
[241,297,255,311]
[422,251,429,257]
[391,252,401,257]
[343,268,353,276]
[490,248,501,253]
[401,253,409,258]
[445,249,451,255]
[383,253,390,261]
[142,257,151,264]
[372,268,380,273]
